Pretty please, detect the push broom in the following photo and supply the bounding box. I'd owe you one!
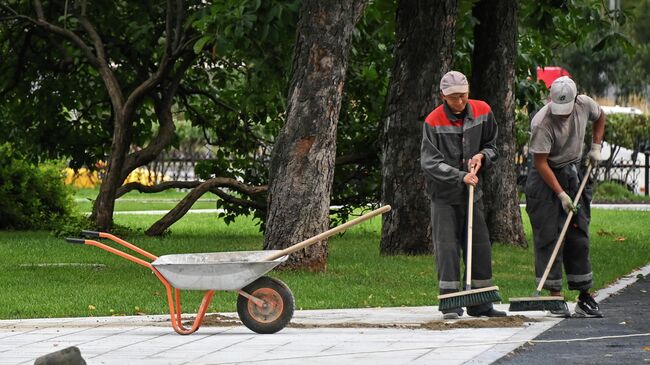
[509,163,593,313]
[438,168,501,311]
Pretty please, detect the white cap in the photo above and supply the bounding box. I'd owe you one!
[550,76,577,115]
[440,71,469,95]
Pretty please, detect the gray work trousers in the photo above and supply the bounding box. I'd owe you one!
[431,199,494,314]
[525,163,593,292]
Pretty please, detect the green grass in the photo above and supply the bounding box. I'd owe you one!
[73,187,219,212]
[0,195,648,319]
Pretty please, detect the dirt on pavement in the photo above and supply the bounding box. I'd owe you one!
[196,313,536,331]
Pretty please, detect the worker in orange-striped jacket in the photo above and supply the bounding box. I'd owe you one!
[420,70,504,319]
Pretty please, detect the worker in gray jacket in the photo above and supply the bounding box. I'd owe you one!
[421,71,504,319]
[525,76,606,318]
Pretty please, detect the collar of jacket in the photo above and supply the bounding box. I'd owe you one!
[443,101,472,122]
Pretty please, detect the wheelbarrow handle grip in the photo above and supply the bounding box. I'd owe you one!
[81,230,101,238]
[66,238,86,244]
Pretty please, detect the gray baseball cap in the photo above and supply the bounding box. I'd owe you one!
[550,76,577,115]
[440,71,469,95]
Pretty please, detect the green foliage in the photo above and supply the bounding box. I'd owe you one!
[552,0,649,99]
[516,0,618,106]
[183,0,300,228]
[0,144,75,230]
[604,113,650,150]
[0,1,169,166]
[594,181,650,203]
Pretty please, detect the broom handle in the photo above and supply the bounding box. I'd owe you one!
[263,205,391,261]
[466,184,475,291]
[465,165,477,291]
[536,163,593,293]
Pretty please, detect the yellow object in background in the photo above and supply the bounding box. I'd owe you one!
[63,168,101,188]
[64,166,168,188]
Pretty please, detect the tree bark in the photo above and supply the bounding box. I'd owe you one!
[92,112,131,230]
[380,0,458,255]
[264,0,367,271]
[470,0,526,246]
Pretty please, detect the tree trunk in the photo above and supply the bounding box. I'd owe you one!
[91,113,132,230]
[470,0,526,247]
[380,0,458,255]
[264,0,367,271]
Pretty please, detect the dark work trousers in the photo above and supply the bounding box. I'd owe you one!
[525,163,594,292]
[431,198,494,314]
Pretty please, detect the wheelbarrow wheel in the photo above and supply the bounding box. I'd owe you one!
[237,276,294,334]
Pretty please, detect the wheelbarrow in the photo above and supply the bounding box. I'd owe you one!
[65,205,390,335]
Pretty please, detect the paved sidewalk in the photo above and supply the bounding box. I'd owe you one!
[0,304,562,365]
[1,265,648,365]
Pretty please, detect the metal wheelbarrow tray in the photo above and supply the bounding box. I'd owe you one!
[66,205,390,335]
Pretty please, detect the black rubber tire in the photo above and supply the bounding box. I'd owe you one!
[237,276,294,334]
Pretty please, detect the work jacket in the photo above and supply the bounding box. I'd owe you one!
[420,99,498,205]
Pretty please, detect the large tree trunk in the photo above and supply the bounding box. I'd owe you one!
[380,0,458,255]
[264,0,367,271]
[469,0,526,246]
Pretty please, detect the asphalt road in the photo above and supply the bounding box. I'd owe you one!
[495,275,650,365]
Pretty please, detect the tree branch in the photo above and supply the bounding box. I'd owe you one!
[172,0,185,53]
[4,1,101,68]
[122,54,196,177]
[33,0,45,20]
[116,178,267,199]
[142,177,267,236]
[122,0,179,117]
[212,188,266,210]
[78,17,106,62]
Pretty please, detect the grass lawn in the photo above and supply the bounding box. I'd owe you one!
[72,187,219,212]
[0,195,648,319]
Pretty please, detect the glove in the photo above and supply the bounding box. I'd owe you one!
[557,191,577,214]
[587,143,602,166]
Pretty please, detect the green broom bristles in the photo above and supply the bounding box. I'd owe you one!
[438,286,501,311]
[508,296,568,312]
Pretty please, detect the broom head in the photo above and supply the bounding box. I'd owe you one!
[438,286,501,311]
[508,296,568,312]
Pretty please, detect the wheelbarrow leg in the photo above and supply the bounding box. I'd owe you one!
[153,270,214,335]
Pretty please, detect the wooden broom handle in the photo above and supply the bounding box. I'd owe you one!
[263,205,392,261]
[536,163,593,292]
[465,166,476,290]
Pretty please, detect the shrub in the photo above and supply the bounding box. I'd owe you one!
[593,181,650,203]
[0,144,75,230]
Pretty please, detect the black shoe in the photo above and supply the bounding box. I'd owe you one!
[442,307,464,320]
[547,306,571,318]
[468,308,506,318]
[573,292,603,318]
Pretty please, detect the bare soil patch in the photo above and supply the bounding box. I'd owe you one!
[197,314,536,331]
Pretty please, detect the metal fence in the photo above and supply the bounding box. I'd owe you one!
[138,148,650,196]
[515,152,650,196]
